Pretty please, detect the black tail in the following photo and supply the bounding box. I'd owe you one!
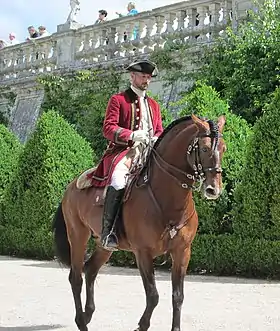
[52,202,71,267]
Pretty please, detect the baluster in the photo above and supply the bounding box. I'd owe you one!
[153,15,165,49]
[142,18,155,54]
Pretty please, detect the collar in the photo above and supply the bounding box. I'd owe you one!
[131,85,146,98]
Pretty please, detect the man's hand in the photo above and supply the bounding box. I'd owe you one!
[130,130,149,144]
[151,136,158,145]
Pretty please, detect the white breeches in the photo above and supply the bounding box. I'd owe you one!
[110,143,145,190]
[110,156,129,190]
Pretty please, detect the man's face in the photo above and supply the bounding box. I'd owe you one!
[99,13,105,20]
[131,72,152,91]
[28,27,35,36]
[9,34,15,40]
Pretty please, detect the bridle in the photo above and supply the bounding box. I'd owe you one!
[140,119,223,191]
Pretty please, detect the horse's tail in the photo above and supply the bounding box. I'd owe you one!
[52,202,71,267]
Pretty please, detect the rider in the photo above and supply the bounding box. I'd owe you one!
[88,59,164,251]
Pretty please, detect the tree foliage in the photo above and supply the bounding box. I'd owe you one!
[39,67,123,159]
[151,0,280,124]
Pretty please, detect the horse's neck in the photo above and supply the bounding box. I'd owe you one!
[155,121,197,174]
[149,122,197,224]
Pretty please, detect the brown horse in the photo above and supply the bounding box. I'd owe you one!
[52,114,226,331]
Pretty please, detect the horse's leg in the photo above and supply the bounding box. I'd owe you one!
[134,250,159,331]
[83,246,112,325]
[68,225,90,331]
[170,247,191,331]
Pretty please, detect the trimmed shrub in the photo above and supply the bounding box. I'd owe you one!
[233,87,280,240]
[0,110,95,258]
[110,234,280,279]
[175,83,252,234]
[0,125,22,220]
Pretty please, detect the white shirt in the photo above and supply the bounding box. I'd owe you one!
[130,85,153,138]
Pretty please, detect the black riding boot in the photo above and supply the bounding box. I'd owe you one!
[100,186,124,251]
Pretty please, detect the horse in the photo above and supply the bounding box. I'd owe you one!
[52,114,226,331]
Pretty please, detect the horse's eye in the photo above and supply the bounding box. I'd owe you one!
[201,147,208,152]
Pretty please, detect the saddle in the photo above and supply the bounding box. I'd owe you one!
[76,143,151,206]
[76,163,149,206]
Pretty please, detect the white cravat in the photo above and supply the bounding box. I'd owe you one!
[131,85,153,137]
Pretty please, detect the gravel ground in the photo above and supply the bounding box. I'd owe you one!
[0,256,279,331]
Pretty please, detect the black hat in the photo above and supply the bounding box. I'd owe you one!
[126,59,158,77]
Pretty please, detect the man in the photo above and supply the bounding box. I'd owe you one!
[89,59,164,251]
[38,26,50,38]
[26,26,39,41]
[95,9,108,24]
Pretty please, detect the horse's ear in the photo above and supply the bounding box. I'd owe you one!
[217,115,226,132]
[191,114,208,131]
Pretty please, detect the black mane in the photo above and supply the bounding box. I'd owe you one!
[153,115,192,149]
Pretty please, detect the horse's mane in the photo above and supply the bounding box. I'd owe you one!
[153,115,192,150]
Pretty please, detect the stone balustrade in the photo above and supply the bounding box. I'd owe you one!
[0,0,240,84]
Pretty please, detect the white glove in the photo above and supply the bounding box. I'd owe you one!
[151,136,158,145]
[130,130,149,144]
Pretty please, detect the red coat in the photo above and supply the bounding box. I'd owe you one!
[87,88,164,187]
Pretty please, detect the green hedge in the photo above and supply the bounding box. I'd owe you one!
[176,83,252,234]
[233,87,280,240]
[0,125,22,220]
[109,234,280,279]
[0,110,94,258]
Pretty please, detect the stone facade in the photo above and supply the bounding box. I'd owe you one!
[0,0,251,142]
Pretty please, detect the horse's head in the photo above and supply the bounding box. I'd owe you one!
[190,114,226,200]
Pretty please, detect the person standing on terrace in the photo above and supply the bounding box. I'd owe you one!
[116,2,138,17]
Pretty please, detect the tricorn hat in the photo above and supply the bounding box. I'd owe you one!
[126,59,158,77]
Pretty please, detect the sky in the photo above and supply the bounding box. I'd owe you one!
[0,0,179,43]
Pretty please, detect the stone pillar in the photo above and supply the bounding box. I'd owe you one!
[232,0,256,27]
[55,22,84,67]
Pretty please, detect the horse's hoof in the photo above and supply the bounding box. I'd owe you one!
[75,317,88,331]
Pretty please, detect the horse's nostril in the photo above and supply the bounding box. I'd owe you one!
[206,187,216,196]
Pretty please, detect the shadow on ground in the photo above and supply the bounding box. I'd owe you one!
[0,324,65,331]
[6,257,277,285]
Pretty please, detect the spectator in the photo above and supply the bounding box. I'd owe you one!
[95,9,108,24]
[7,32,19,45]
[26,26,39,41]
[0,39,6,49]
[116,2,139,41]
[116,2,138,17]
[38,26,50,38]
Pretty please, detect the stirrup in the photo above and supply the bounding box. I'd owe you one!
[101,232,119,252]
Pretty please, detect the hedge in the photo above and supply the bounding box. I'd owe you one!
[233,87,280,240]
[109,234,280,279]
[0,125,22,220]
[176,83,252,234]
[0,110,95,258]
